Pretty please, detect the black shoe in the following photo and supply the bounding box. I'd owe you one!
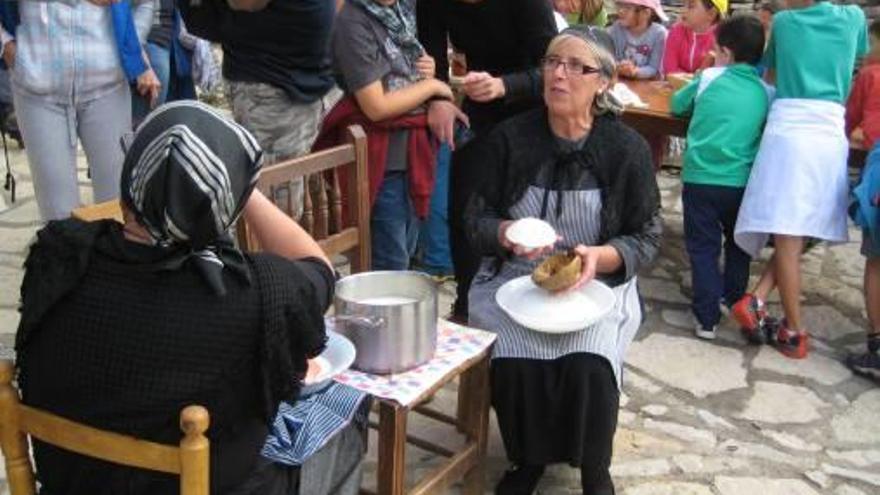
[743,316,780,345]
[846,350,880,381]
[495,464,545,495]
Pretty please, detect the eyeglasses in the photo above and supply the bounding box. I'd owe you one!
[541,56,601,76]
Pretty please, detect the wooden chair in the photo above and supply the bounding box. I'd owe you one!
[0,361,210,495]
[237,125,371,273]
[70,199,124,223]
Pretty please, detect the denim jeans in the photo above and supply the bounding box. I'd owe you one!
[683,183,752,328]
[371,171,419,271]
[14,83,131,220]
[418,143,453,275]
[131,42,171,125]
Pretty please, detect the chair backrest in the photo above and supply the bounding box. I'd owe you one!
[0,361,210,495]
[237,124,371,273]
[70,199,124,223]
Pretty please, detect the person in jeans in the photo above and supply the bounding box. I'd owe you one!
[131,0,198,126]
[321,0,454,270]
[671,15,772,340]
[2,0,155,221]
[180,0,341,221]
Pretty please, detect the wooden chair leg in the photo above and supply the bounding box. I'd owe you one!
[0,362,36,495]
[179,406,210,495]
[455,375,469,434]
[377,402,407,495]
[460,355,490,495]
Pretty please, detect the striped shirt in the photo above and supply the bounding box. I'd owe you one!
[11,0,154,104]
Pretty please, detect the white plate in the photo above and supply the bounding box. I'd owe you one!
[610,82,648,108]
[495,276,616,333]
[301,330,357,395]
[505,217,557,249]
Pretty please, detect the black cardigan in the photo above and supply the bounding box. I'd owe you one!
[464,108,662,286]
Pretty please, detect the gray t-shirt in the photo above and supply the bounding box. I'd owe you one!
[333,2,421,171]
[607,22,668,80]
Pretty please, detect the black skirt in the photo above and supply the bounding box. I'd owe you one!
[491,352,619,468]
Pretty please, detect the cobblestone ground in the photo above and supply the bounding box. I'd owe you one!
[0,145,878,494]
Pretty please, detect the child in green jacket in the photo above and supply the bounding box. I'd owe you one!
[671,15,773,340]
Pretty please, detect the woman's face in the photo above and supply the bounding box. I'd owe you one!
[682,0,717,31]
[543,38,606,119]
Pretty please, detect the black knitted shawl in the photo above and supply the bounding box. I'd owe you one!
[474,107,660,246]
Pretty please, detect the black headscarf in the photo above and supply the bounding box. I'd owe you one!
[120,100,264,296]
[17,102,264,369]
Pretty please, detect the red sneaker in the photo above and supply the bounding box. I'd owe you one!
[733,294,766,340]
[776,323,809,359]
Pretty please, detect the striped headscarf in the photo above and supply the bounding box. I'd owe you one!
[120,101,264,295]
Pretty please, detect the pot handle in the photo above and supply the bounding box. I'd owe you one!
[329,314,385,329]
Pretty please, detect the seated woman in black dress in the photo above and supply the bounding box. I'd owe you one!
[14,101,346,494]
[465,30,661,495]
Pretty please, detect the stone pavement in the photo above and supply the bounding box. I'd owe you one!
[0,144,878,494]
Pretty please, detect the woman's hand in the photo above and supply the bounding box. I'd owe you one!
[2,40,14,69]
[498,220,556,260]
[137,68,162,108]
[427,100,469,150]
[462,71,506,102]
[416,54,436,79]
[552,244,602,294]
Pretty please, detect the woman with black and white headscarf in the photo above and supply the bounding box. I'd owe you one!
[14,101,355,494]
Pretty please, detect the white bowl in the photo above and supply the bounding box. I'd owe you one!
[301,330,357,395]
[495,276,617,333]
[505,217,557,249]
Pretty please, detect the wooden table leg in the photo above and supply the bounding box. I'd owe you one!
[377,401,407,495]
[460,354,490,495]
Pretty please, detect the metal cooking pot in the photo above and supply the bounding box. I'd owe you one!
[333,271,438,374]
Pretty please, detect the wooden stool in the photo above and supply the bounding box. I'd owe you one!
[365,350,491,495]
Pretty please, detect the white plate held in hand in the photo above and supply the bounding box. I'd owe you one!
[505,217,557,249]
[301,330,357,395]
[495,276,616,333]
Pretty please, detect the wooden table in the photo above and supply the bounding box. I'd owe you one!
[621,80,690,138]
[71,199,124,223]
[365,349,491,495]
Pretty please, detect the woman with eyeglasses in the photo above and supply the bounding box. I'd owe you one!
[464,30,661,494]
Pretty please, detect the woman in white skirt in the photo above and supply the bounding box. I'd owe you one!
[733,0,868,359]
